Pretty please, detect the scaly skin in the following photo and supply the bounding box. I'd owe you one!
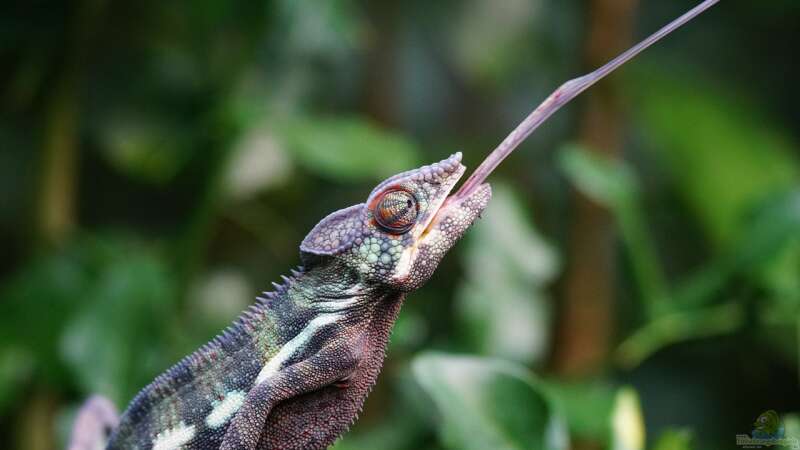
[78,153,491,450]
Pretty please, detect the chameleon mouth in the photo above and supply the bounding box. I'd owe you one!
[413,161,467,240]
[438,181,491,219]
[449,154,500,202]
[436,158,491,220]
[407,152,492,242]
[422,172,490,239]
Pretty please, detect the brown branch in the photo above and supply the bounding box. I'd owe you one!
[36,75,79,246]
[551,0,638,377]
[35,0,107,246]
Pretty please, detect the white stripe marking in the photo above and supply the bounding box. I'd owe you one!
[255,313,342,384]
[205,390,246,428]
[315,296,360,312]
[152,422,195,450]
[392,247,415,279]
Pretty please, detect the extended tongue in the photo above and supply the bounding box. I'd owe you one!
[453,0,720,199]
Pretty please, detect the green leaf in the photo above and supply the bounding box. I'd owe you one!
[0,348,34,415]
[652,429,694,450]
[277,0,365,57]
[632,70,799,250]
[559,145,669,316]
[0,235,179,405]
[279,116,421,182]
[543,382,648,449]
[99,113,194,184]
[672,190,800,311]
[412,352,568,450]
[0,244,96,379]
[734,190,800,309]
[732,190,800,272]
[447,0,539,86]
[457,184,558,364]
[558,145,637,209]
[541,380,616,442]
[60,248,175,405]
[615,303,744,369]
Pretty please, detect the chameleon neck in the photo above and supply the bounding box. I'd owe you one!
[258,287,406,448]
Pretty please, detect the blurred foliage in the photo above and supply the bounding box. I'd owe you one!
[1,1,799,450]
[0,236,176,406]
[280,116,421,181]
[456,184,558,364]
[632,71,799,250]
[651,429,693,450]
[412,353,568,450]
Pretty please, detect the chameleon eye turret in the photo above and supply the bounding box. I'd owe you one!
[373,190,419,233]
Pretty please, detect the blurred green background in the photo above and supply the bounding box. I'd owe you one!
[2,0,799,449]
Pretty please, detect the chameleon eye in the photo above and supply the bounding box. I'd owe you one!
[374,189,418,233]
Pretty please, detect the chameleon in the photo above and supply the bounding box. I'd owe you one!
[67,1,720,449]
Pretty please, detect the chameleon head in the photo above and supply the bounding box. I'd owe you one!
[300,152,491,292]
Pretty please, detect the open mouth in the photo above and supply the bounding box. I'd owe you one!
[420,163,492,240]
[413,162,467,240]
[437,160,492,219]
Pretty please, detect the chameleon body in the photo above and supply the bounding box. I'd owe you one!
[68,2,721,448]
[72,153,491,450]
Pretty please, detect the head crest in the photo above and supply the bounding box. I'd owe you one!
[300,204,365,257]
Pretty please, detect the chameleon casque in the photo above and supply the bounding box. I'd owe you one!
[68,1,720,449]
